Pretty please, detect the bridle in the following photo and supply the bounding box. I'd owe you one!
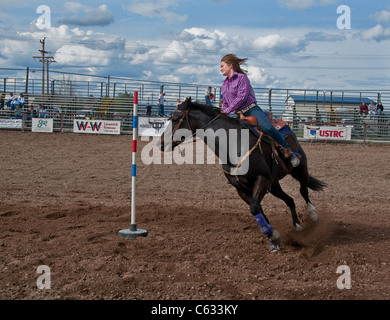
[170,106,222,143]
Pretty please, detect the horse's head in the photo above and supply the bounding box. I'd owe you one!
[160,97,194,152]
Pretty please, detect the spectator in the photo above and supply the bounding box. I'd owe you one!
[376,101,384,116]
[368,101,376,119]
[158,92,165,116]
[6,92,14,109]
[11,97,20,111]
[205,86,212,105]
[25,105,36,121]
[18,93,25,108]
[359,102,368,117]
[38,104,48,118]
[176,98,181,108]
[14,105,23,119]
[0,94,4,110]
[145,103,152,116]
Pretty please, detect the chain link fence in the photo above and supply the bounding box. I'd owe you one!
[1,69,389,141]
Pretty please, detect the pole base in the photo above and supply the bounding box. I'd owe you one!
[118,224,148,238]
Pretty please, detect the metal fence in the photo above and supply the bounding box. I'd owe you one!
[1,70,389,141]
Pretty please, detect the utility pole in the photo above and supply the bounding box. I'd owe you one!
[33,37,55,95]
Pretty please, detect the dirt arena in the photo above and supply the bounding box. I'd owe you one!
[0,130,389,300]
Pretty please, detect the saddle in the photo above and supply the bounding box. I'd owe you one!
[240,112,290,135]
[239,112,295,173]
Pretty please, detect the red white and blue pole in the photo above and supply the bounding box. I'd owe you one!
[119,91,148,238]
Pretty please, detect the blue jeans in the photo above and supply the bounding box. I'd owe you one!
[244,105,288,148]
[158,104,165,116]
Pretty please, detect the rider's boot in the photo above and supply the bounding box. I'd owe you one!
[283,147,300,167]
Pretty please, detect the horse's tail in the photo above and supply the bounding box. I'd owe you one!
[308,176,326,191]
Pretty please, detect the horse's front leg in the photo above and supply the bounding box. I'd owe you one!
[251,176,281,252]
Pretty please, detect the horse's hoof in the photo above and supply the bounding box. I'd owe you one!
[310,213,319,222]
[268,230,281,252]
[269,242,281,252]
[295,223,303,231]
[308,203,319,221]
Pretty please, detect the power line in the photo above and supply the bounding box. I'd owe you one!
[33,37,56,95]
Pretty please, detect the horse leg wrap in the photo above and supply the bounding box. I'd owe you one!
[254,213,273,237]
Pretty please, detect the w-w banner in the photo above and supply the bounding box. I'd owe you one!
[73,120,121,135]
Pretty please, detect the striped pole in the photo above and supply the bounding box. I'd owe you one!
[119,91,148,238]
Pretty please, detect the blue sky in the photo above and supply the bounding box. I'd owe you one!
[1,0,389,90]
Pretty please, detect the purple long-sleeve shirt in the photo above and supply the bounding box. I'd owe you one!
[221,72,257,114]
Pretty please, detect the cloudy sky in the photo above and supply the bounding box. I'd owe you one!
[1,0,389,90]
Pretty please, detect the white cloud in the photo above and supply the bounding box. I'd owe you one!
[359,24,390,42]
[58,2,115,26]
[55,45,111,66]
[370,9,390,23]
[158,74,180,82]
[126,0,187,23]
[253,34,306,53]
[248,66,270,85]
[176,65,213,75]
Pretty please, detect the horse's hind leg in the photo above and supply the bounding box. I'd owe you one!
[250,176,281,252]
[270,181,302,230]
[291,169,319,222]
[299,183,318,222]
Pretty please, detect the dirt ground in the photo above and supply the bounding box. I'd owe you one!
[0,130,389,301]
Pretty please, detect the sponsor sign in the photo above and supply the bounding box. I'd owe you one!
[0,119,22,128]
[304,125,352,140]
[73,120,121,135]
[32,118,53,133]
[139,117,170,136]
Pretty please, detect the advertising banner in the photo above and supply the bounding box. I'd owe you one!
[73,120,121,135]
[0,119,22,129]
[32,118,53,133]
[304,125,352,140]
[138,117,170,137]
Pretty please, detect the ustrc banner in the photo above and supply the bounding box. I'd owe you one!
[304,125,352,140]
[73,120,121,135]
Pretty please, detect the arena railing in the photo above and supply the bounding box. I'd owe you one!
[1,73,389,142]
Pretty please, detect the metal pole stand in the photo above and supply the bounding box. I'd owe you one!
[118,90,148,239]
[119,224,147,238]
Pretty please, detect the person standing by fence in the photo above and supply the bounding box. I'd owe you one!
[158,92,165,116]
[145,103,152,116]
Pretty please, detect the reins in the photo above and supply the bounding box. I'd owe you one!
[171,108,222,141]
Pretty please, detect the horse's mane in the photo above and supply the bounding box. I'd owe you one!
[189,101,242,126]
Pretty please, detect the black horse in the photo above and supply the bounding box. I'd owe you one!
[161,97,326,251]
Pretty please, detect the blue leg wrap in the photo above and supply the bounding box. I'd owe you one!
[254,213,273,236]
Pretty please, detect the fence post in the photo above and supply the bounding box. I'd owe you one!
[119,91,148,239]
